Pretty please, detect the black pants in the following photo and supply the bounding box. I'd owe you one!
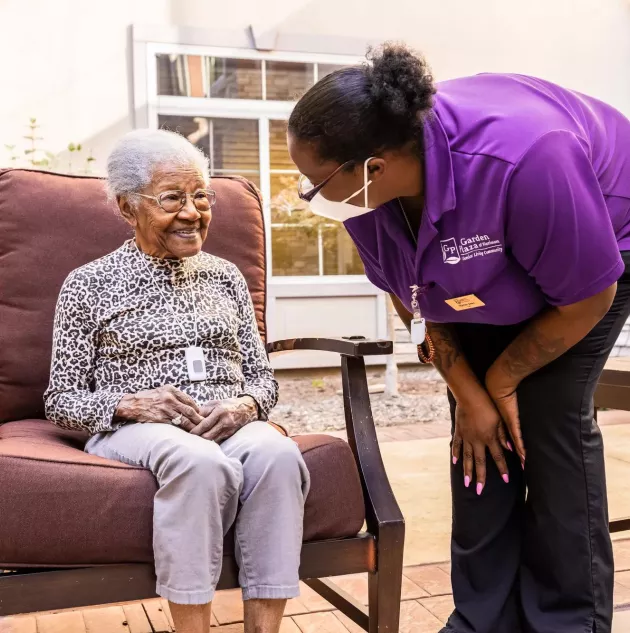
[444,273,630,633]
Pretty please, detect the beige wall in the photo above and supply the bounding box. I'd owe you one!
[0,0,173,171]
[181,0,630,113]
[1,0,629,170]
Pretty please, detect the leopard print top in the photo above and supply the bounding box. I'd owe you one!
[44,239,278,434]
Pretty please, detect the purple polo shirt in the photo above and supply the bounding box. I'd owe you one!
[345,74,630,324]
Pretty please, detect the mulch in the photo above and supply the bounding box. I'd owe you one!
[272,366,450,435]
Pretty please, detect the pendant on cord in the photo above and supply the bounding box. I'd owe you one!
[185,346,207,382]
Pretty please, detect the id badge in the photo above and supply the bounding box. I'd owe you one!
[411,317,426,344]
[445,294,485,311]
[185,346,207,382]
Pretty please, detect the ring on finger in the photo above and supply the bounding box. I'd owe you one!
[171,415,184,427]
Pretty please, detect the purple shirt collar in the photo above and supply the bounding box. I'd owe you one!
[422,110,457,224]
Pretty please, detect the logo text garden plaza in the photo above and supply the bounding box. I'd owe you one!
[440,234,503,265]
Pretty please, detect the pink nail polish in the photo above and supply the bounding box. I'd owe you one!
[453,456,457,465]
[477,483,484,496]
[503,474,509,484]
[507,442,513,452]
[464,476,470,488]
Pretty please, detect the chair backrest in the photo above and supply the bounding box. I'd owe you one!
[0,169,267,423]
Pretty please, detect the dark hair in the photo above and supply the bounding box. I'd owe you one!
[288,43,436,165]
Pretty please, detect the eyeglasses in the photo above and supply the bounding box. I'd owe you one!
[297,160,353,202]
[136,189,217,213]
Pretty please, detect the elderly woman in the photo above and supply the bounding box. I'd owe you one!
[44,129,310,633]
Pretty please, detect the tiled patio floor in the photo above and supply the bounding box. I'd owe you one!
[4,541,630,633]
[3,411,630,632]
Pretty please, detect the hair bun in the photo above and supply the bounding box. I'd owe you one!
[367,43,436,121]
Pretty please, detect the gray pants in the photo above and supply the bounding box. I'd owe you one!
[85,421,310,605]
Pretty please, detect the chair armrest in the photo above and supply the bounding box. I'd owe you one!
[267,335,402,535]
[341,355,404,536]
[266,337,393,357]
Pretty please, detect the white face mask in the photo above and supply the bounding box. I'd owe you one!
[307,157,375,223]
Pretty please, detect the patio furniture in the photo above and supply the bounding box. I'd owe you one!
[596,357,630,533]
[0,168,404,633]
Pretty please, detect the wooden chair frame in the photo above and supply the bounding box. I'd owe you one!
[596,360,630,534]
[0,337,405,633]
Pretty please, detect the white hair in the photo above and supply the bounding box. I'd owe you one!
[106,129,210,202]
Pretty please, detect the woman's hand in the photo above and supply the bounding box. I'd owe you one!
[486,369,526,468]
[114,385,203,431]
[484,287,618,467]
[190,396,259,443]
[453,390,511,495]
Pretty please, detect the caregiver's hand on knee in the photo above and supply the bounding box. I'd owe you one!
[453,388,510,495]
[485,284,618,468]
[485,374,525,470]
[114,385,203,431]
[191,396,259,442]
[423,321,510,494]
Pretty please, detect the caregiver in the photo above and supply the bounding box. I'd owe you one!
[287,43,630,633]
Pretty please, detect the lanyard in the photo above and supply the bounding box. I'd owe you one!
[397,199,435,363]
[397,197,427,318]
[397,197,418,247]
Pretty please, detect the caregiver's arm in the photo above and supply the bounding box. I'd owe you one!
[496,130,625,457]
[486,286,615,461]
[487,285,615,391]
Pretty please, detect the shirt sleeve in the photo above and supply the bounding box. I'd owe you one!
[506,130,623,306]
[344,223,393,293]
[233,269,278,420]
[362,257,393,293]
[44,271,126,434]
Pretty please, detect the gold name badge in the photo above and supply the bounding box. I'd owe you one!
[445,294,485,311]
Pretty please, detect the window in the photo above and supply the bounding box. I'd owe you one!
[265,61,313,101]
[268,120,363,276]
[158,115,261,187]
[157,55,263,99]
[150,48,363,278]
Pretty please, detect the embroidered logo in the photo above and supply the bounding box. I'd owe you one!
[440,238,461,265]
[441,234,503,265]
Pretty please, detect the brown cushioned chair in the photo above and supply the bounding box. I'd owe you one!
[0,168,404,632]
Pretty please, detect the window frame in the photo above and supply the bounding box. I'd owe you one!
[141,41,367,283]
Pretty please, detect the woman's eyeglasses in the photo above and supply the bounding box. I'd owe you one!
[136,189,217,214]
[297,160,353,202]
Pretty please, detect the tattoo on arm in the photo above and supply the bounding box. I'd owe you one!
[501,326,568,382]
[427,322,462,374]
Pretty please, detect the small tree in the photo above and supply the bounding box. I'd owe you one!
[2,118,96,174]
[22,118,54,169]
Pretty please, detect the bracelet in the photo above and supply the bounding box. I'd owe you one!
[417,334,436,364]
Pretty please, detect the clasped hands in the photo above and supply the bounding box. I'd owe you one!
[452,369,526,495]
[114,385,258,443]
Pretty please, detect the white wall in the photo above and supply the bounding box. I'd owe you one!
[2,0,629,170]
[180,0,630,114]
[0,0,172,171]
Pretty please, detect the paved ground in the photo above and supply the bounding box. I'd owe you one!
[5,550,630,632]
[3,410,630,632]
